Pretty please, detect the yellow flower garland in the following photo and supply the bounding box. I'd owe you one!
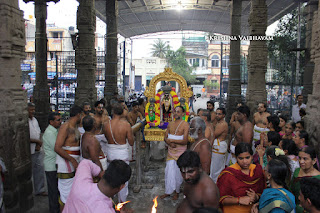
[145,102,160,128]
[153,89,181,122]
[179,102,190,122]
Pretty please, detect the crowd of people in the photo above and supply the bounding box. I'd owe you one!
[15,93,319,213]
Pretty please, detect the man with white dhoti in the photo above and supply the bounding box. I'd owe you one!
[253,103,270,152]
[54,105,82,210]
[103,103,134,202]
[95,133,108,167]
[81,116,107,171]
[160,106,189,200]
[210,108,228,182]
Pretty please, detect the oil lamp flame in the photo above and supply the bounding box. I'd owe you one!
[115,201,130,211]
[151,196,158,213]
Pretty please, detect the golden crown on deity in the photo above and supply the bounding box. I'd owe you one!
[162,85,172,94]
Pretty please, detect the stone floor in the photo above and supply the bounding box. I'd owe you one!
[27,158,183,213]
[26,97,213,212]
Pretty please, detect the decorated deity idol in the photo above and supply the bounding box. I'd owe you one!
[155,84,179,125]
[145,98,160,128]
[160,85,174,122]
[148,98,156,122]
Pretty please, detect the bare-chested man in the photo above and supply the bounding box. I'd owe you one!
[160,106,189,200]
[119,100,134,125]
[128,101,143,126]
[103,103,134,202]
[138,98,146,118]
[198,109,214,145]
[210,108,228,182]
[93,101,110,159]
[227,105,253,166]
[93,100,110,135]
[189,117,212,175]
[229,102,243,139]
[176,151,219,213]
[81,116,107,171]
[54,105,83,207]
[252,103,270,152]
[207,101,217,128]
[78,102,94,134]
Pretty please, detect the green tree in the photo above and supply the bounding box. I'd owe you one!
[204,79,219,90]
[150,39,169,58]
[267,6,306,84]
[166,46,197,84]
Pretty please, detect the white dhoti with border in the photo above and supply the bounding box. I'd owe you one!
[95,134,108,160]
[105,143,130,202]
[164,134,186,195]
[165,160,183,194]
[210,139,228,183]
[253,125,269,153]
[56,146,80,204]
[99,154,107,171]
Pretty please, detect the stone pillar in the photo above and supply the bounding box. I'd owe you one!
[105,0,118,102]
[31,0,50,131]
[0,0,34,211]
[246,0,268,114]
[302,0,318,102]
[305,1,320,153]
[226,0,242,121]
[75,0,97,106]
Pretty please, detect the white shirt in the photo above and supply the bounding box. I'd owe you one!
[29,117,41,154]
[291,103,306,122]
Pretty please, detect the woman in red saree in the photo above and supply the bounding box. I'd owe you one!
[217,142,266,213]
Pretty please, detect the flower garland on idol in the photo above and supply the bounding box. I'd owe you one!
[155,90,180,108]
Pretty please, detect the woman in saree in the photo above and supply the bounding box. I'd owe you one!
[217,142,266,213]
[290,146,320,213]
[252,159,296,213]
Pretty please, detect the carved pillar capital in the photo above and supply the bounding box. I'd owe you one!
[248,0,267,35]
[0,2,25,59]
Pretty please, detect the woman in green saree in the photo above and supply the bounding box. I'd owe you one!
[290,146,320,213]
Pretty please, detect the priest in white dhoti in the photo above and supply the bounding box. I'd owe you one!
[160,106,189,200]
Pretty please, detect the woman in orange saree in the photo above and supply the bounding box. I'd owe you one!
[217,142,266,213]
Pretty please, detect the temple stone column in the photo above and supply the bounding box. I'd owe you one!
[302,0,318,102]
[305,2,320,153]
[246,0,268,115]
[27,0,52,131]
[105,0,118,103]
[0,0,33,211]
[75,0,97,106]
[226,0,242,121]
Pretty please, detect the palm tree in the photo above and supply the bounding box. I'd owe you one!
[150,39,169,58]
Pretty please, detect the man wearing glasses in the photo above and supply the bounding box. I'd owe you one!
[43,112,62,213]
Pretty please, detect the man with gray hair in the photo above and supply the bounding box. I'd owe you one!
[189,117,212,175]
